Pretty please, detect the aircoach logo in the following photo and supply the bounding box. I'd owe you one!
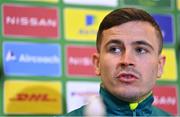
[5,52,59,64]
[3,42,62,77]
[3,4,59,38]
[6,50,16,62]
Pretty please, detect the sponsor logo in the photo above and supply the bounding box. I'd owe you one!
[77,15,97,35]
[153,85,178,115]
[64,8,109,41]
[71,92,97,97]
[66,81,100,112]
[3,42,61,77]
[154,96,176,105]
[4,80,62,114]
[5,50,59,64]
[86,15,95,26]
[69,57,92,66]
[66,45,96,77]
[3,4,59,38]
[79,15,97,35]
[6,16,56,27]
[6,50,16,62]
[10,93,56,102]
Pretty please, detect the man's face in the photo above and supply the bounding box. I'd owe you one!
[93,21,166,102]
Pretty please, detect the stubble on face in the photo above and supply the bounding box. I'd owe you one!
[101,62,157,102]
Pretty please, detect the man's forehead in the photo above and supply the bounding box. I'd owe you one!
[102,22,158,43]
[102,21,156,34]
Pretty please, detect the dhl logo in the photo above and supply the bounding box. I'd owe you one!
[10,93,56,102]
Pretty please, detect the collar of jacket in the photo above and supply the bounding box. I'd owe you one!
[100,87,154,116]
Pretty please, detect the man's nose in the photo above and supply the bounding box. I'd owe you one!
[120,50,135,67]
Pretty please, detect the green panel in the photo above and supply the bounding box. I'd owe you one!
[178,14,180,45]
[0,0,179,116]
[122,0,173,9]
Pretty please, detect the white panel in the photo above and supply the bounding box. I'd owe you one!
[64,0,118,7]
[66,81,100,112]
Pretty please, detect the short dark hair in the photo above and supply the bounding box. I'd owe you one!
[96,7,163,54]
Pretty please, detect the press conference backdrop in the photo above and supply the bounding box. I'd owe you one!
[0,0,179,116]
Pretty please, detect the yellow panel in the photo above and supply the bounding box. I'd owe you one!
[15,0,59,3]
[160,48,177,81]
[64,8,110,41]
[4,80,62,114]
[178,0,180,10]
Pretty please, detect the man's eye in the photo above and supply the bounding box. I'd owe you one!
[109,47,121,53]
[136,48,148,54]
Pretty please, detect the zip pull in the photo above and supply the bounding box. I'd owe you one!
[129,103,138,110]
[129,102,138,117]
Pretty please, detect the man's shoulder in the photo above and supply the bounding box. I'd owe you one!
[63,106,84,116]
[151,106,172,116]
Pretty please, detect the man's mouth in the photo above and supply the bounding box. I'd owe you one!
[116,73,138,83]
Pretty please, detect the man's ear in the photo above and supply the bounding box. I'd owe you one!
[92,53,101,76]
[157,55,166,79]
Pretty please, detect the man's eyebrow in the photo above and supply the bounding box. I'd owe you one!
[105,39,123,47]
[104,39,154,51]
[133,40,154,50]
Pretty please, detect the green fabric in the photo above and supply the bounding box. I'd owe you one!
[64,87,171,116]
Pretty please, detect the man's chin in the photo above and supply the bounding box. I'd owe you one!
[113,91,143,102]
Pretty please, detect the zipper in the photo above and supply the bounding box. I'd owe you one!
[132,110,136,117]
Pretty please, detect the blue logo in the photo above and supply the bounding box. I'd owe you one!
[3,42,62,77]
[85,15,95,26]
[152,14,174,44]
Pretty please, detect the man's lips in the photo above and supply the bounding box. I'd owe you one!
[116,73,138,83]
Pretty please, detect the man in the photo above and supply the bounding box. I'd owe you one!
[65,7,171,116]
